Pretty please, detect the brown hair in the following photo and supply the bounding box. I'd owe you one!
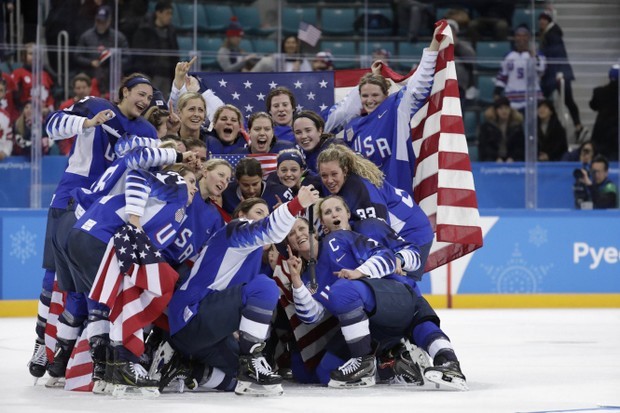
[233,197,269,219]
[266,87,296,113]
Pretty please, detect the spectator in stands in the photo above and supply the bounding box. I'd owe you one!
[11,43,55,117]
[58,73,94,111]
[12,101,58,156]
[494,26,545,112]
[589,64,619,161]
[131,0,179,93]
[467,0,513,45]
[575,155,618,209]
[118,0,148,44]
[217,17,258,73]
[562,139,596,163]
[0,70,18,122]
[74,0,113,41]
[75,5,130,96]
[538,11,584,141]
[311,52,334,71]
[252,35,311,72]
[537,99,567,161]
[0,79,12,160]
[478,96,525,162]
[0,1,14,59]
[394,0,434,42]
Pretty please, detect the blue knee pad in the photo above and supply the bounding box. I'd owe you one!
[242,274,279,310]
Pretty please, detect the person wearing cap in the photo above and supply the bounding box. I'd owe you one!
[131,0,179,94]
[589,65,619,161]
[217,16,258,72]
[478,96,525,162]
[312,52,334,71]
[538,10,584,141]
[75,5,130,96]
[267,148,322,196]
[493,25,545,112]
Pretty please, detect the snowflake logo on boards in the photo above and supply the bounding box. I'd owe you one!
[528,225,548,247]
[9,225,37,264]
[481,243,553,293]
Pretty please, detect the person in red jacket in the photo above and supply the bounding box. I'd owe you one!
[11,42,55,116]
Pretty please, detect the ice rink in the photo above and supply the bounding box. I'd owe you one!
[1,308,619,413]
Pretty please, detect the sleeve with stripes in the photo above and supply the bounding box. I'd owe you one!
[45,111,87,141]
[402,49,438,116]
[354,237,396,278]
[292,284,325,324]
[124,170,151,217]
[323,86,362,134]
[396,247,421,273]
[124,147,178,170]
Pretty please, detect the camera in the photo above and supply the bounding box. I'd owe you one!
[573,168,583,180]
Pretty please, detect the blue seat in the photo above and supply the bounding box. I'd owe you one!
[321,8,356,36]
[239,39,254,53]
[476,41,511,71]
[397,41,427,71]
[253,39,277,55]
[477,74,496,105]
[282,7,318,36]
[175,3,209,32]
[204,5,234,33]
[355,7,393,36]
[463,110,479,142]
[177,36,194,54]
[512,7,543,32]
[232,5,275,36]
[197,37,223,69]
[365,40,395,57]
[320,40,358,69]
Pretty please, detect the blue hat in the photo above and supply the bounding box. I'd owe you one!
[95,6,111,21]
[609,64,619,81]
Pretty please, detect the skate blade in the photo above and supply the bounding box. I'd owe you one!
[388,374,424,386]
[424,370,468,391]
[92,380,108,395]
[103,381,116,395]
[112,384,160,398]
[44,377,66,388]
[327,376,376,388]
[234,381,284,397]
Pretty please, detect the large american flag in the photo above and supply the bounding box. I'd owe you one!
[196,19,483,271]
[89,224,178,358]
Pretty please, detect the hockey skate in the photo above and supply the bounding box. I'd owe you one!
[424,360,468,391]
[90,336,109,395]
[328,354,377,388]
[111,359,160,398]
[379,340,425,386]
[45,343,72,388]
[235,343,283,397]
[156,346,197,393]
[27,339,48,384]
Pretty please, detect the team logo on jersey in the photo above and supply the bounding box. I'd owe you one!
[174,208,185,223]
[346,127,354,142]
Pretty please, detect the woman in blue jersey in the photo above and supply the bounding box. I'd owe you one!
[205,104,248,155]
[28,73,160,380]
[317,144,433,280]
[266,86,296,144]
[312,196,467,389]
[57,166,197,393]
[234,111,295,157]
[266,148,322,197]
[292,110,344,173]
[167,185,320,397]
[323,25,441,193]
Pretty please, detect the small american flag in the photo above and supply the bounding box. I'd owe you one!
[210,153,279,177]
[44,279,65,363]
[89,224,178,357]
[297,21,322,47]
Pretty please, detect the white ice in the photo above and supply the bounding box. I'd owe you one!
[2,309,619,413]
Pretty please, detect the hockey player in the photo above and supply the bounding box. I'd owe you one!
[321,24,441,195]
[317,144,433,280]
[28,73,159,381]
[62,166,197,395]
[167,185,320,396]
[317,196,467,389]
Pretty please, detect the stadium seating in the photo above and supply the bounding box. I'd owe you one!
[320,40,358,69]
[232,5,275,36]
[282,7,318,36]
[321,8,357,36]
[204,5,234,33]
[476,40,511,71]
[477,74,497,106]
[252,39,277,55]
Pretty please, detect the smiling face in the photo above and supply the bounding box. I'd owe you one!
[213,108,241,144]
[119,83,153,119]
[294,117,322,152]
[240,202,270,221]
[359,83,387,114]
[201,164,232,197]
[277,160,302,189]
[269,94,294,126]
[319,197,351,233]
[287,218,311,254]
[179,97,206,133]
[180,171,198,206]
[238,174,263,199]
[249,117,274,153]
[319,160,347,194]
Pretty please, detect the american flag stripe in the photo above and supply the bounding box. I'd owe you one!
[44,279,65,362]
[64,329,94,392]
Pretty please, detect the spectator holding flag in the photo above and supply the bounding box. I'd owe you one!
[75,5,131,96]
[252,35,312,73]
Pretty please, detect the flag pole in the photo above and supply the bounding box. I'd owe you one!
[307,206,317,291]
